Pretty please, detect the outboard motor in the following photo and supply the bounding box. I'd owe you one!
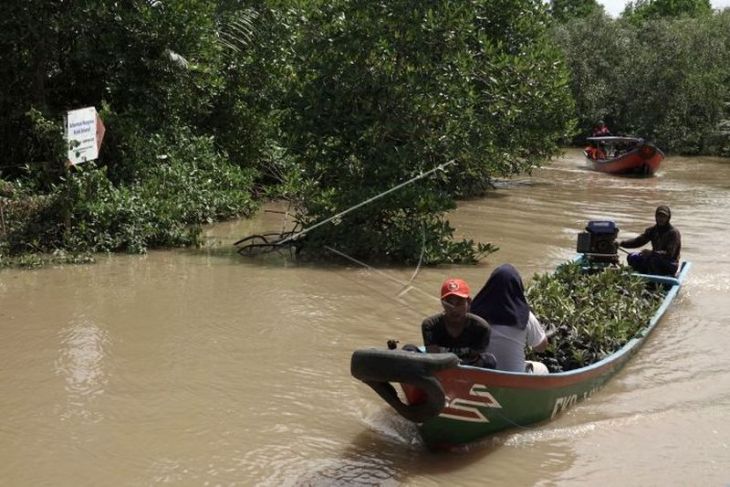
[576,220,619,264]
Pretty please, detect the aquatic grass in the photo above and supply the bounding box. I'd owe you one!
[526,262,666,372]
[0,250,95,269]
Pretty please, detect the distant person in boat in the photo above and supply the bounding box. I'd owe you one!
[421,278,497,369]
[592,120,611,137]
[588,121,611,159]
[470,264,549,374]
[586,143,607,160]
[620,205,681,276]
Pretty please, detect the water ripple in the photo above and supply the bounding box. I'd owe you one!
[54,318,109,423]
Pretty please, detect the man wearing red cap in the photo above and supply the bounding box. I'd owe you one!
[421,278,496,368]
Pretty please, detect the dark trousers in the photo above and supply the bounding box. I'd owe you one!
[627,252,678,276]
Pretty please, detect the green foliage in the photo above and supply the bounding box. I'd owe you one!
[1,1,226,181]
[526,262,666,372]
[282,0,575,263]
[551,10,730,154]
[0,250,95,270]
[0,0,278,174]
[1,132,256,256]
[20,109,67,189]
[623,0,712,22]
[0,1,277,261]
[300,210,498,265]
[207,5,293,179]
[550,0,605,22]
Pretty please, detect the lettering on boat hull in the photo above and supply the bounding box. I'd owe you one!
[551,394,578,419]
[440,384,503,423]
[551,386,601,419]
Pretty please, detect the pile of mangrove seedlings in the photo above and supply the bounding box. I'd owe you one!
[525,262,667,372]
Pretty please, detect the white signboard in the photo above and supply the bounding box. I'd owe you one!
[66,107,98,165]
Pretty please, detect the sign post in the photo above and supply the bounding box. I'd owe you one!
[66,107,105,166]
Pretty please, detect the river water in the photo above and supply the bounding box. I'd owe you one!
[1,149,729,486]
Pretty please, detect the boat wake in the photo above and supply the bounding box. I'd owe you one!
[502,421,599,447]
[502,408,688,447]
[361,408,424,448]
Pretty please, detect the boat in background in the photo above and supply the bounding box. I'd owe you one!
[350,259,690,449]
[584,136,664,176]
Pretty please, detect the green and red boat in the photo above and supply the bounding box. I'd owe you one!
[350,260,690,449]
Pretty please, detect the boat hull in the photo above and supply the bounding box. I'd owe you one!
[585,143,664,175]
[407,346,636,447]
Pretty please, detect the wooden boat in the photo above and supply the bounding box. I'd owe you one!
[584,136,664,175]
[350,260,690,449]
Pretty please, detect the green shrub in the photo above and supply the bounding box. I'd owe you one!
[526,262,666,372]
[298,209,497,265]
[0,131,257,257]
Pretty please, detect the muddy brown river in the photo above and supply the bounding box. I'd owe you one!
[1,149,729,486]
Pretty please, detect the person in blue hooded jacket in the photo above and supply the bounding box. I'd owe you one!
[470,264,548,373]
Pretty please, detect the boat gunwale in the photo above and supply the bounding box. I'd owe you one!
[586,136,645,144]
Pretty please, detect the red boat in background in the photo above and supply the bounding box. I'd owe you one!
[584,136,664,176]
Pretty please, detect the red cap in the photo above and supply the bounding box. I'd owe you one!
[440,278,470,299]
